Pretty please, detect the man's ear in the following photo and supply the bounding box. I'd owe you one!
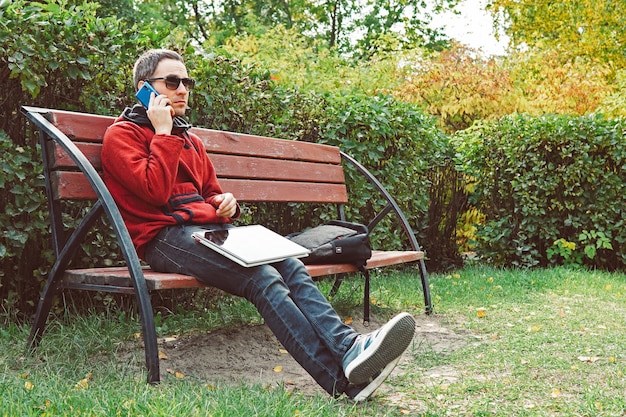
[136,80,144,92]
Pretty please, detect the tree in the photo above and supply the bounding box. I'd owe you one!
[490,0,626,67]
[394,44,522,132]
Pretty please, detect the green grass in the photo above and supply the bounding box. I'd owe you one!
[3,265,626,416]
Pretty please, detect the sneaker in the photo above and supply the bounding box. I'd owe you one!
[342,312,416,385]
[351,356,402,402]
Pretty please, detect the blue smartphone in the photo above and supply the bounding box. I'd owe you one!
[135,81,159,108]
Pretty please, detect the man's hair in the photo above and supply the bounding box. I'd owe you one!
[133,49,184,90]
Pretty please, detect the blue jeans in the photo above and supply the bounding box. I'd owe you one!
[145,224,360,397]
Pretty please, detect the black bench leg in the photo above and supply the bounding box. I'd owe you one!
[27,270,62,350]
[418,259,433,315]
[329,273,345,298]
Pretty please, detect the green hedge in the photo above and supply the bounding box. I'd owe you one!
[454,114,626,269]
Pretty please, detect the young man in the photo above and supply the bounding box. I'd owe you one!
[101,49,416,401]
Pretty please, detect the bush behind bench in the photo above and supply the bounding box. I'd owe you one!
[454,113,626,270]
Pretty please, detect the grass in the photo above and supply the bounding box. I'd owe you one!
[2,265,626,416]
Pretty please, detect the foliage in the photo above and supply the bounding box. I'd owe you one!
[453,113,626,269]
[596,68,626,118]
[220,25,406,95]
[506,48,614,116]
[166,0,454,55]
[395,44,523,132]
[0,131,50,318]
[490,0,626,68]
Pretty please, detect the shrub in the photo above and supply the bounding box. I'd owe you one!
[454,113,626,269]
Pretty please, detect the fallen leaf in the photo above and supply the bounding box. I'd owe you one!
[158,350,168,360]
[166,368,185,378]
[273,365,283,373]
[24,381,34,391]
[72,373,93,390]
[551,388,561,398]
[577,356,601,363]
[279,349,288,354]
[477,308,487,318]
[73,379,89,390]
[344,317,353,325]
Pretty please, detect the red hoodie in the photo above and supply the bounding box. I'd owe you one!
[102,106,236,259]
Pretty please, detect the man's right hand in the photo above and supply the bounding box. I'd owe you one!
[146,93,175,135]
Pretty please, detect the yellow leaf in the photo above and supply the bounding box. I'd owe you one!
[24,381,34,391]
[73,378,89,390]
[279,349,288,354]
[158,350,168,360]
[528,325,542,332]
[166,368,185,378]
[476,308,487,318]
[551,388,561,398]
[273,365,283,373]
[344,317,353,325]
[71,372,93,391]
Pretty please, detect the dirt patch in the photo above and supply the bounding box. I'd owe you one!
[157,313,468,398]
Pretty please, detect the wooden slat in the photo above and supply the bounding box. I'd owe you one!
[217,179,348,203]
[42,109,340,164]
[192,128,341,164]
[48,141,102,169]
[208,154,345,183]
[62,251,424,291]
[51,110,115,142]
[52,171,348,203]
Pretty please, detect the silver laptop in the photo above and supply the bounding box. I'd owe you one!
[192,225,310,267]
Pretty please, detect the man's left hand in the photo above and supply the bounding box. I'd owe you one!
[214,193,238,218]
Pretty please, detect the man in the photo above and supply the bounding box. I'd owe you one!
[101,49,416,401]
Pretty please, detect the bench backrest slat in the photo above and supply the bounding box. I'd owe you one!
[41,109,349,204]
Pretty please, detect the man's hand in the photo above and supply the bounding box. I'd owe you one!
[146,93,175,135]
[214,193,238,218]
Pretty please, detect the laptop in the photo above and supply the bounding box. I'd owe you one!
[191,225,310,267]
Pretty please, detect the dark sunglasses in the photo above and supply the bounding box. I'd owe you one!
[144,76,196,90]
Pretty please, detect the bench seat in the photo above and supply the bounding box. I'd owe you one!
[62,250,423,292]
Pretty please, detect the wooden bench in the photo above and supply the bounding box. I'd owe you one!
[22,105,431,384]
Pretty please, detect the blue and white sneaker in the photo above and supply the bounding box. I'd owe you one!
[342,312,416,386]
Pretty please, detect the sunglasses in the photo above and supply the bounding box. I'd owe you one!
[144,76,196,90]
